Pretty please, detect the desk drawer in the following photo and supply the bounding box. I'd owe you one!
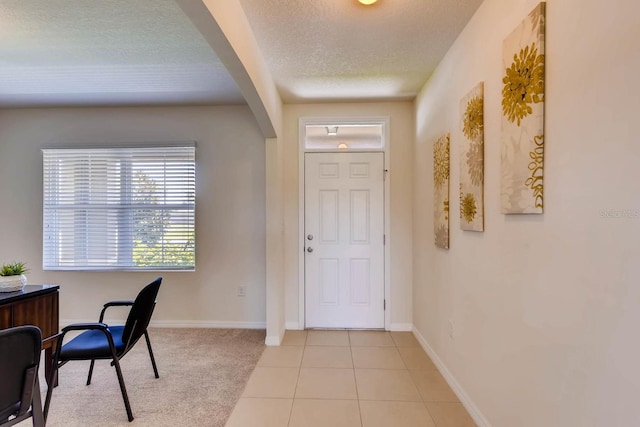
[0,306,10,329]
[11,292,59,338]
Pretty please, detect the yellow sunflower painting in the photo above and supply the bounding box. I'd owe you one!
[433,134,450,249]
[501,2,545,214]
[459,82,484,231]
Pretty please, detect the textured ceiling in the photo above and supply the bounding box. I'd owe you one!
[239,0,483,102]
[0,0,245,107]
[0,0,483,108]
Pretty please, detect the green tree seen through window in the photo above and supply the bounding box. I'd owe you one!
[132,170,194,267]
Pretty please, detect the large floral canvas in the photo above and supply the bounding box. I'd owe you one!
[434,133,450,249]
[460,82,484,231]
[501,2,545,214]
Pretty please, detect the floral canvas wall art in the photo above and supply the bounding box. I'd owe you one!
[460,82,484,231]
[434,133,450,249]
[501,2,545,214]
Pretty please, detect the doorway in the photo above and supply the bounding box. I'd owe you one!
[304,152,385,328]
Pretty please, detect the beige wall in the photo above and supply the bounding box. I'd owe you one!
[282,102,414,330]
[413,0,640,425]
[0,106,267,327]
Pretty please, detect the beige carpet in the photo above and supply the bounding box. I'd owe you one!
[31,328,266,427]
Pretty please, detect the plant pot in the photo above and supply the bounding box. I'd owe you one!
[0,274,26,292]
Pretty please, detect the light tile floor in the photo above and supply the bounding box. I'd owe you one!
[226,330,476,427]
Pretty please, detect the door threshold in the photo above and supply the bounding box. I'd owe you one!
[304,327,386,331]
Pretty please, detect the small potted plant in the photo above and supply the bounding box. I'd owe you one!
[0,261,28,292]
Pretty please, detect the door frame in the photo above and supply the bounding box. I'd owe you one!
[298,116,391,330]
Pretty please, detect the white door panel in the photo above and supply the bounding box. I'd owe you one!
[305,152,384,329]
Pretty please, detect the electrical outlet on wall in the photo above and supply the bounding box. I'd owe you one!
[237,286,246,297]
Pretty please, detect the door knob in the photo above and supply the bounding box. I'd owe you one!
[307,234,313,240]
[307,247,313,253]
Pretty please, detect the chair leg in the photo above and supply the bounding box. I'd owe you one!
[87,359,95,385]
[144,331,159,379]
[111,356,134,422]
[31,375,45,427]
[43,351,61,423]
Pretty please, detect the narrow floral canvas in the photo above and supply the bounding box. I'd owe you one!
[501,2,545,214]
[460,82,484,231]
[434,133,450,249]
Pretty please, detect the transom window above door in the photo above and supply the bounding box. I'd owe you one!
[303,121,385,150]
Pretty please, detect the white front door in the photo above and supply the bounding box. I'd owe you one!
[304,152,384,329]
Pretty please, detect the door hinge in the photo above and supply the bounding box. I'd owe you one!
[384,169,388,181]
[383,234,386,245]
[384,299,386,310]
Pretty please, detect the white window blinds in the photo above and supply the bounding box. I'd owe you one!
[42,146,195,270]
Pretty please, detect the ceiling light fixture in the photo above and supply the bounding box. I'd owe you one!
[358,0,378,5]
[326,126,339,136]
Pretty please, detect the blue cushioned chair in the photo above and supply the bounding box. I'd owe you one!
[0,325,44,427]
[43,277,162,422]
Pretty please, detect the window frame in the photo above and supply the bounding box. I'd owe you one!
[42,144,196,272]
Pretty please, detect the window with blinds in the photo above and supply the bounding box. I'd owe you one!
[42,146,195,270]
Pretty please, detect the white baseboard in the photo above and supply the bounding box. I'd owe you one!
[412,327,491,427]
[389,322,413,331]
[264,335,281,346]
[265,323,287,346]
[151,320,267,329]
[60,319,267,330]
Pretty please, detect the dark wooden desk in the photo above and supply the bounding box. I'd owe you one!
[0,285,59,385]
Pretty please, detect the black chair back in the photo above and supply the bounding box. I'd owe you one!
[0,325,42,425]
[121,277,162,351]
